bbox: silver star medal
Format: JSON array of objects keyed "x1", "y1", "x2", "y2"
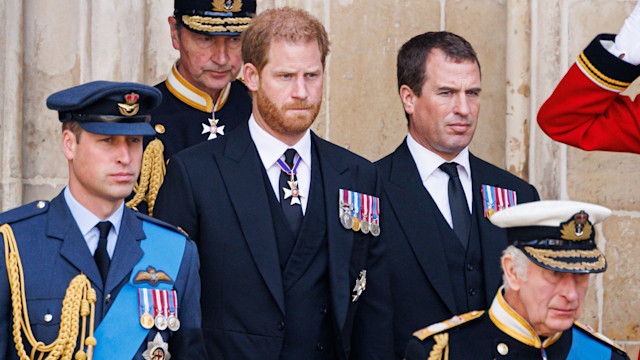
[
  {"x1": 351, "y1": 270, "x2": 367, "y2": 302},
  {"x1": 142, "y1": 333, "x2": 171, "y2": 360},
  {"x1": 282, "y1": 179, "x2": 302, "y2": 205},
  {"x1": 201, "y1": 117, "x2": 225, "y2": 140}
]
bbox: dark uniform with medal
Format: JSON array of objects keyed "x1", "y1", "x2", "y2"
[
  {"x1": 0, "y1": 82, "x2": 204, "y2": 360},
  {"x1": 128, "y1": 0, "x2": 255, "y2": 215},
  {"x1": 404, "y1": 200, "x2": 630, "y2": 360}
]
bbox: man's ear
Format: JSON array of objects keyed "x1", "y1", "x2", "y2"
[
  {"x1": 502, "y1": 254, "x2": 522, "y2": 292},
  {"x1": 168, "y1": 16, "x2": 180, "y2": 51},
  {"x1": 243, "y1": 63, "x2": 260, "y2": 92},
  {"x1": 61, "y1": 129, "x2": 77, "y2": 161},
  {"x1": 399, "y1": 84, "x2": 416, "y2": 116}
]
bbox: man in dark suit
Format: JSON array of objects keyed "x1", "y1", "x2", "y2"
[
  {"x1": 375, "y1": 31, "x2": 540, "y2": 359},
  {"x1": 0, "y1": 81, "x2": 203, "y2": 359},
  {"x1": 129, "y1": 0, "x2": 255, "y2": 215},
  {"x1": 154, "y1": 7, "x2": 391, "y2": 360}
]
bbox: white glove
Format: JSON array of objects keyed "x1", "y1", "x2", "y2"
[{"x1": 611, "y1": 0, "x2": 640, "y2": 65}]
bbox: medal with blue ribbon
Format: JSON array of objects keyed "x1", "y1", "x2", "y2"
[
  {"x1": 351, "y1": 190, "x2": 361, "y2": 231},
  {"x1": 277, "y1": 156, "x2": 303, "y2": 205},
  {"x1": 482, "y1": 184, "x2": 518, "y2": 218}
]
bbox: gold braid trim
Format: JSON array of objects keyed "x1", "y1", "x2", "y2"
[
  {"x1": 2, "y1": 223, "x2": 97, "y2": 360},
  {"x1": 182, "y1": 15, "x2": 250, "y2": 33},
  {"x1": 126, "y1": 138, "x2": 165, "y2": 216},
  {"x1": 428, "y1": 333, "x2": 449, "y2": 360},
  {"x1": 523, "y1": 246, "x2": 606, "y2": 272}
]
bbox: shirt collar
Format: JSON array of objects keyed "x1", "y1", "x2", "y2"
[
  {"x1": 406, "y1": 133, "x2": 471, "y2": 182},
  {"x1": 248, "y1": 114, "x2": 312, "y2": 170},
  {"x1": 63, "y1": 187, "x2": 123, "y2": 237},
  {"x1": 165, "y1": 62, "x2": 231, "y2": 113},
  {"x1": 488, "y1": 286, "x2": 563, "y2": 349}
]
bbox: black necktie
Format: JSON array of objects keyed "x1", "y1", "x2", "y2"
[
  {"x1": 95, "y1": 221, "x2": 112, "y2": 284},
  {"x1": 439, "y1": 162, "x2": 470, "y2": 249},
  {"x1": 279, "y1": 149, "x2": 303, "y2": 235}
]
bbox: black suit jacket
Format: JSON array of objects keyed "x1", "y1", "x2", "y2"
[
  {"x1": 154, "y1": 123, "x2": 392, "y2": 359},
  {"x1": 375, "y1": 140, "x2": 539, "y2": 359}
]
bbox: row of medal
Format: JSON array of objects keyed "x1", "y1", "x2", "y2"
[
  {"x1": 339, "y1": 189, "x2": 380, "y2": 237},
  {"x1": 138, "y1": 288, "x2": 180, "y2": 331},
  {"x1": 481, "y1": 184, "x2": 517, "y2": 218}
]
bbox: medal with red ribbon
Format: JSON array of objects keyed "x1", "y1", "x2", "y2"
[{"x1": 167, "y1": 290, "x2": 180, "y2": 331}]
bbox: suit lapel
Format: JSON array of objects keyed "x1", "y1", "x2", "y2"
[
  {"x1": 385, "y1": 141, "x2": 457, "y2": 314},
  {"x1": 469, "y1": 154, "x2": 508, "y2": 305},
  {"x1": 217, "y1": 124, "x2": 285, "y2": 314},
  {"x1": 105, "y1": 208, "x2": 144, "y2": 295},
  {"x1": 49, "y1": 193, "x2": 104, "y2": 290},
  {"x1": 314, "y1": 135, "x2": 354, "y2": 331},
  {"x1": 281, "y1": 145, "x2": 326, "y2": 289}
]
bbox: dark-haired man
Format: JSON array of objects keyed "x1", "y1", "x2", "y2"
[
  {"x1": 129, "y1": 0, "x2": 255, "y2": 215},
  {"x1": 154, "y1": 7, "x2": 391, "y2": 360},
  {"x1": 376, "y1": 31, "x2": 539, "y2": 358}
]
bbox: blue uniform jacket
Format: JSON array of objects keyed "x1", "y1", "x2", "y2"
[{"x1": 0, "y1": 192, "x2": 205, "y2": 359}]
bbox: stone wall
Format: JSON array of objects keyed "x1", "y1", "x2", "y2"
[{"x1": 1, "y1": 0, "x2": 638, "y2": 354}]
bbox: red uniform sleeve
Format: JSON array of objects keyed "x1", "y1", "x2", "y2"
[{"x1": 537, "y1": 34, "x2": 640, "y2": 154}]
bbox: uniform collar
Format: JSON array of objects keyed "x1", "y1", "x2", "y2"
[
  {"x1": 165, "y1": 62, "x2": 231, "y2": 113},
  {"x1": 488, "y1": 286, "x2": 563, "y2": 349},
  {"x1": 63, "y1": 186, "x2": 123, "y2": 238}
]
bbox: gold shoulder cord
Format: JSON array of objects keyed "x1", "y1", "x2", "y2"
[
  {"x1": 2, "y1": 223, "x2": 97, "y2": 360},
  {"x1": 126, "y1": 138, "x2": 166, "y2": 216},
  {"x1": 428, "y1": 333, "x2": 449, "y2": 360}
]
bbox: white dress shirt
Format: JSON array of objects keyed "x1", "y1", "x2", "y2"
[
  {"x1": 406, "y1": 133, "x2": 473, "y2": 228},
  {"x1": 248, "y1": 114, "x2": 312, "y2": 214},
  {"x1": 64, "y1": 187, "x2": 123, "y2": 258}
]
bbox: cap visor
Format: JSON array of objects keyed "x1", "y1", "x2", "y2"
[
  {"x1": 521, "y1": 245, "x2": 607, "y2": 274},
  {"x1": 78, "y1": 122, "x2": 156, "y2": 136}
]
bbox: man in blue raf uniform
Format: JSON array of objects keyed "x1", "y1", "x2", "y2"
[
  {"x1": 128, "y1": 0, "x2": 255, "y2": 215},
  {"x1": 376, "y1": 31, "x2": 539, "y2": 359},
  {"x1": 154, "y1": 7, "x2": 392, "y2": 360},
  {"x1": 405, "y1": 200, "x2": 630, "y2": 360},
  {"x1": 0, "y1": 81, "x2": 204, "y2": 360}
]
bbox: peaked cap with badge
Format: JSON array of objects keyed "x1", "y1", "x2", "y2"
[
  {"x1": 489, "y1": 200, "x2": 611, "y2": 274},
  {"x1": 404, "y1": 200, "x2": 629, "y2": 360},
  {"x1": 174, "y1": 0, "x2": 256, "y2": 35},
  {"x1": 47, "y1": 80, "x2": 161, "y2": 136},
  {"x1": 0, "y1": 81, "x2": 204, "y2": 360}
]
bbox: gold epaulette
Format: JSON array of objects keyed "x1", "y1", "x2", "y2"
[
  {"x1": 413, "y1": 310, "x2": 484, "y2": 341},
  {"x1": 574, "y1": 321, "x2": 626, "y2": 353},
  {"x1": 237, "y1": 76, "x2": 246, "y2": 85},
  {"x1": 126, "y1": 138, "x2": 166, "y2": 216}
]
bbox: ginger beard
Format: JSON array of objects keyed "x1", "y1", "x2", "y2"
[{"x1": 255, "y1": 84, "x2": 321, "y2": 137}]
